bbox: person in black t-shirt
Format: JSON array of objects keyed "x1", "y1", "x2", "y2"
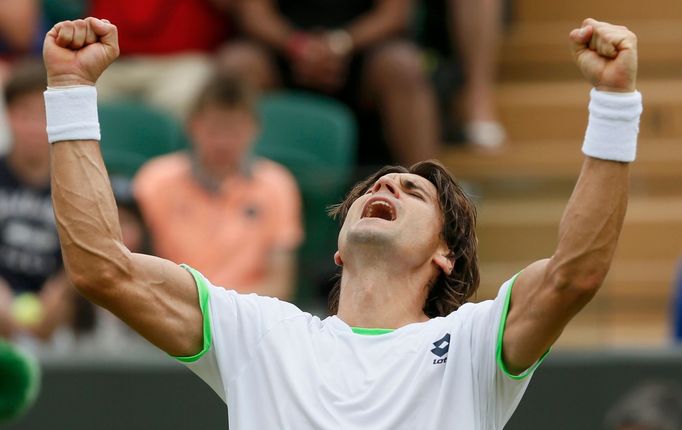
[
  {"x1": 221, "y1": 0, "x2": 440, "y2": 167},
  {"x1": 0, "y1": 60, "x2": 72, "y2": 341}
]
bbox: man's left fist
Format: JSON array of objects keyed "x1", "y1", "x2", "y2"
[
  {"x1": 43, "y1": 17, "x2": 120, "y2": 88},
  {"x1": 569, "y1": 18, "x2": 638, "y2": 93}
]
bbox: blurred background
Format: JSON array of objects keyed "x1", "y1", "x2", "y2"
[{"x1": 0, "y1": 0, "x2": 681, "y2": 429}]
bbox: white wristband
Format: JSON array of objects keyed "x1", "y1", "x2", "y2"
[
  {"x1": 582, "y1": 88, "x2": 642, "y2": 163},
  {"x1": 44, "y1": 85, "x2": 100, "y2": 144}
]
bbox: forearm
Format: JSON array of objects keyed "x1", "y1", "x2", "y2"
[
  {"x1": 548, "y1": 157, "x2": 629, "y2": 289},
  {"x1": 238, "y1": 0, "x2": 296, "y2": 53},
  {"x1": 51, "y1": 140, "x2": 132, "y2": 291},
  {"x1": 345, "y1": 0, "x2": 412, "y2": 50}
]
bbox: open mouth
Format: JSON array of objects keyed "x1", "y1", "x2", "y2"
[{"x1": 361, "y1": 198, "x2": 397, "y2": 221}]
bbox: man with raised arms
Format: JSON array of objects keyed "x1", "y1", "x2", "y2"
[{"x1": 42, "y1": 17, "x2": 640, "y2": 429}]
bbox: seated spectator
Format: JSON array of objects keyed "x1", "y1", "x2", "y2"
[
  {"x1": 447, "y1": 0, "x2": 506, "y2": 149},
  {"x1": 604, "y1": 382, "x2": 682, "y2": 430},
  {"x1": 134, "y1": 75, "x2": 303, "y2": 300},
  {"x1": 0, "y1": 60, "x2": 72, "y2": 342},
  {"x1": 222, "y1": 0, "x2": 439, "y2": 166},
  {"x1": 87, "y1": 0, "x2": 231, "y2": 119},
  {"x1": 0, "y1": 0, "x2": 43, "y2": 152},
  {"x1": 0, "y1": 0, "x2": 42, "y2": 57}
]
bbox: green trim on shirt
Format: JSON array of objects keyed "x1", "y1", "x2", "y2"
[
  {"x1": 351, "y1": 327, "x2": 395, "y2": 336},
  {"x1": 495, "y1": 272, "x2": 550, "y2": 380},
  {"x1": 174, "y1": 265, "x2": 213, "y2": 363}
]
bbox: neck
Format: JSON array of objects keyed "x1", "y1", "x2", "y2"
[
  {"x1": 192, "y1": 156, "x2": 242, "y2": 191},
  {"x1": 7, "y1": 150, "x2": 50, "y2": 187},
  {"x1": 336, "y1": 249, "x2": 432, "y2": 329}
]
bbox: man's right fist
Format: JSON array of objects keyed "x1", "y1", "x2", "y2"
[{"x1": 43, "y1": 17, "x2": 119, "y2": 88}]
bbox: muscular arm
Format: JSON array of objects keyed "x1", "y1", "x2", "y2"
[
  {"x1": 45, "y1": 19, "x2": 203, "y2": 357},
  {"x1": 501, "y1": 20, "x2": 639, "y2": 373},
  {"x1": 504, "y1": 159, "x2": 628, "y2": 372},
  {"x1": 52, "y1": 141, "x2": 202, "y2": 356}
]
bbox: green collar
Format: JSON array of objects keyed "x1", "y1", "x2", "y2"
[{"x1": 350, "y1": 327, "x2": 394, "y2": 336}]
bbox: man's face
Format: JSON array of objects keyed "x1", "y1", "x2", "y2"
[
  {"x1": 8, "y1": 91, "x2": 48, "y2": 161},
  {"x1": 188, "y1": 105, "x2": 258, "y2": 172},
  {"x1": 337, "y1": 173, "x2": 450, "y2": 270}
]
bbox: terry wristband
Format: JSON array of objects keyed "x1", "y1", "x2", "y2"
[
  {"x1": 44, "y1": 85, "x2": 100, "y2": 144},
  {"x1": 582, "y1": 88, "x2": 642, "y2": 163}
]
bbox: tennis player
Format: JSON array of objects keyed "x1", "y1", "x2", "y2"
[{"x1": 42, "y1": 17, "x2": 641, "y2": 429}]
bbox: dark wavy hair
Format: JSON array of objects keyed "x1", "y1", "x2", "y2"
[{"x1": 327, "y1": 160, "x2": 480, "y2": 318}]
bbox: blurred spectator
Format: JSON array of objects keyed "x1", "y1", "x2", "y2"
[
  {"x1": 87, "y1": 0, "x2": 231, "y2": 119},
  {"x1": 0, "y1": 69, "x2": 10, "y2": 154},
  {"x1": 673, "y1": 259, "x2": 682, "y2": 341},
  {"x1": 447, "y1": 0, "x2": 506, "y2": 149},
  {"x1": 0, "y1": 0, "x2": 42, "y2": 56},
  {"x1": 0, "y1": 60, "x2": 72, "y2": 342},
  {"x1": 134, "y1": 75, "x2": 303, "y2": 300},
  {"x1": 0, "y1": 0, "x2": 43, "y2": 153},
  {"x1": 223, "y1": 0, "x2": 439, "y2": 166},
  {"x1": 604, "y1": 382, "x2": 682, "y2": 430}
]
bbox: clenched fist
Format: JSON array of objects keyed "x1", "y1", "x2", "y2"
[
  {"x1": 570, "y1": 18, "x2": 638, "y2": 93},
  {"x1": 43, "y1": 17, "x2": 119, "y2": 88}
]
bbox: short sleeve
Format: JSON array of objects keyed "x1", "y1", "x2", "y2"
[
  {"x1": 176, "y1": 265, "x2": 305, "y2": 402},
  {"x1": 466, "y1": 274, "x2": 549, "y2": 427}
]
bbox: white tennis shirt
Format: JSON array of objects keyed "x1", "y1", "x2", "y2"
[{"x1": 177, "y1": 266, "x2": 544, "y2": 430}]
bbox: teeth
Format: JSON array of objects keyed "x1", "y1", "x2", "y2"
[{"x1": 364, "y1": 201, "x2": 395, "y2": 220}]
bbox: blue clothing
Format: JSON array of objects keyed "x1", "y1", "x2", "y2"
[{"x1": 0, "y1": 157, "x2": 62, "y2": 294}]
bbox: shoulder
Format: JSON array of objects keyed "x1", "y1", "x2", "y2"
[
  {"x1": 252, "y1": 158, "x2": 298, "y2": 188},
  {"x1": 209, "y1": 284, "x2": 307, "y2": 324}
]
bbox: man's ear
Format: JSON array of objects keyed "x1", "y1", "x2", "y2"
[
  {"x1": 433, "y1": 246, "x2": 454, "y2": 276},
  {"x1": 334, "y1": 251, "x2": 343, "y2": 267}
]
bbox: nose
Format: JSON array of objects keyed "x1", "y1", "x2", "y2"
[{"x1": 371, "y1": 176, "x2": 400, "y2": 198}]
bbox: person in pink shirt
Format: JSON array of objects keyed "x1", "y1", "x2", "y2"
[{"x1": 134, "y1": 75, "x2": 303, "y2": 300}]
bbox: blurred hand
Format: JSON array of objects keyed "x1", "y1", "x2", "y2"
[
  {"x1": 569, "y1": 18, "x2": 638, "y2": 92},
  {"x1": 291, "y1": 35, "x2": 348, "y2": 92},
  {"x1": 43, "y1": 17, "x2": 120, "y2": 87},
  {"x1": 0, "y1": 278, "x2": 16, "y2": 339}
]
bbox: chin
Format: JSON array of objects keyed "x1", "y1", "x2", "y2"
[{"x1": 346, "y1": 223, "x2": 397, "y2": 246}]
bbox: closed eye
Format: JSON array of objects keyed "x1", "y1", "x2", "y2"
[
  {"x1": 401, "y1": 179, "x2": 427, "y2": 201},
  {"x1": 408, "y1": 191, "x2": 424, "y2": 201}
]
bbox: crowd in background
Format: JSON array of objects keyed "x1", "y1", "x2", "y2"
[
  {"x1": 1, "y1": 0, "x2": 681, "y2": 360},
  {"x1": 0, "y1": 0, "x2": 509, "y2": 354}
]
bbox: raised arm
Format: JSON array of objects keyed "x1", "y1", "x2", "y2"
[
  {"x1": 501, "y1": 19, "x2": 640, "y2": 373},
  {"x1": 43, "y1": 18, "x2": 203, "y2": 357}
]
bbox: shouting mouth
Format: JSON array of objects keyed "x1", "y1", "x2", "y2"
[{"x1": 361, "y1": 197, "x2": 397, "y2": 221}]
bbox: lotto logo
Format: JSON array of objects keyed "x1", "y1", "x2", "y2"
[{"x1": 431, "y1": 334, "x2": 450, "y2": 364}]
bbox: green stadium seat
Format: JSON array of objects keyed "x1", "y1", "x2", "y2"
[
  {"x1": 253, "y1": 91, "x2": 357, "y2": 308},
  {"x1": 98, "y1": 101, "x2": 189, "y2": 177},
  {"x1": 42, "y1": 0, "x2": 86, "y2": 24}
]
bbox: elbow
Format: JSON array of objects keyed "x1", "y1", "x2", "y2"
[
  {"x1": 67, "y1": 248, "x2": 134, "y2": 299},
  {"x1": 547, "y1": 259, "x2": 609, "y2": 298}
]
